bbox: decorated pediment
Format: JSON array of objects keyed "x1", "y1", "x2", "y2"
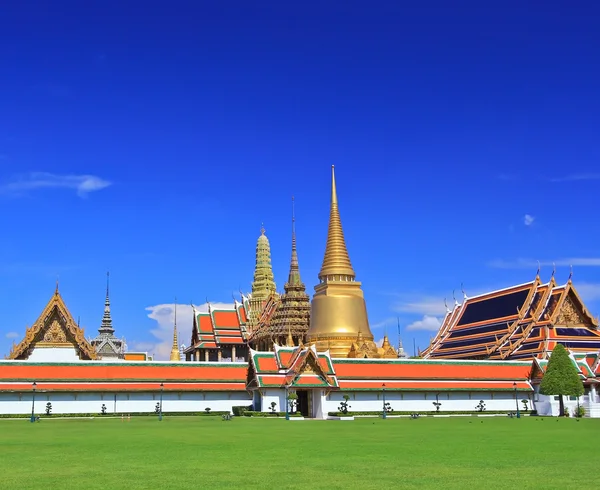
[
  {"x1": 555, "y1": 293, "x2": 593, "y2": 327},
  {"x1": 8, "y1": 289, "x2": 97, "y2": 360}
]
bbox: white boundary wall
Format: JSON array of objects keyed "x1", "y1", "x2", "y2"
[{"x1": 0, "y1": 391, "x2": 252, "y2": 415}]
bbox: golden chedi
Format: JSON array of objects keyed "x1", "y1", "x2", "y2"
[{"x1": 307, "y1": 166, "x2": 377, "y2": 357}]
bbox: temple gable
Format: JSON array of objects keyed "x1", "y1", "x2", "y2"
[{"x1": 8, "y1": 288, "x2": 97, "y2": 361}]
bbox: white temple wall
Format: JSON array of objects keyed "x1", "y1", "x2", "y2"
[
  {"x1": 323, "y1": 390, "x2": 527, "y2": 413},
  {"x1": 27, "y1": 347, "x2": 80, "y2": 362},
  {"x1": 260, "y1": 389, "x2": 286, "y2": 413},
  {"x1": 0, "y1": 391, "x2": 252, "y2": 415}
]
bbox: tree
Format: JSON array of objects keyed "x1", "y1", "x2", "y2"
[{"x1": 539, "y1": 344, "x2": 584, "y2": 416}]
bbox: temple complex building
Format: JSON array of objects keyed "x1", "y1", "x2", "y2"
[
  {"x1": 250, "y1": 198, "x2": 310, "y2": 350},
  {"x1": 421, "y1": 271, "x2": 600, "y2": 360},
  {"x1": 89, "y1": 273, "x2": 126, "y2": 360},
  {"x1": 184, "y1": 299, "x2": 250, "y2": 362}
]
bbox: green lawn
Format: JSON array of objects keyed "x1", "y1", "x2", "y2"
[{"x1": 0, "y1": 416, "x2": 595, "y2": 489}]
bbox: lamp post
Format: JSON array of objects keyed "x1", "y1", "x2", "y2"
[
  {"x1": 285, "y1": 385, "x2": 289, "y2": 420},
  {"x1": 513, "y1": 382, "x2": 520, "y2": 419},
  {"x1": 382, "y1": 383, "x2": 387, "y2": 419},
  {"x1": 159, "y1": 382, "x2": 164, "y2": 421},
  {"x1": 30, "y1": 381, "x2": 37, "y2": 423}
]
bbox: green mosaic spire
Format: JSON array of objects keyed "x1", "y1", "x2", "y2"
[{"x1": 251, "y1": 225, "x2": 277, "y2": 302}]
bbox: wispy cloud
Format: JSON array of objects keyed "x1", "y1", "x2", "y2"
[
  {"x1": 549, "y1": 173, "x2": 600, "y2": 183},
  {"x1": 0, "y1": 172, "x2": 111, "y2": 198},
  {"x1": 370, "y1": 317, "x2": 397, "y2": 331},
  {"x1": 392, "y1": 295, "x2": 449, "y2": 317},
  {"x1": 523, "y1": 214, "x2": 535, "y2": 226},
  {"x1": 488, "y1": 258, "x2": 600, "y2": 269},
  {"x1": 141, "y1": 302, "x2": 234, "y2": 360},
  {"x1": 406, "y1": 315, "x2": 442, "y2": 331},
  {"x1": 5, "y1": 332, "x2": 19, "y2": 339}
]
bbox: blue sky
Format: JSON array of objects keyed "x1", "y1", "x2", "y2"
[{"x1": 1, "y1": 1, "x2": 599, "y2": 359}]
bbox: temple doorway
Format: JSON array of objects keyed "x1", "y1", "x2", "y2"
[{"x1": 297, "y1": 390, "x2": 311, "y2": 417}]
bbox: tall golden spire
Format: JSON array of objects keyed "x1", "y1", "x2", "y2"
[
  {"x1": 319, "y1": 165, "x2": 355, "y2": 279},
  {"x1": 170, "y1": 301, "x2": 181, "y2": 361},
  {"x1": 307, "y1": 166, "x2": 375, "y2": 358}
]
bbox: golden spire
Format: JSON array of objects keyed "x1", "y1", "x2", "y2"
[
  {"x1": 170, "y1": 300, "x2": 181, "y2": 361},
  {"x1": 318, "y1": 165, "x2": 356, "y2": 280}
]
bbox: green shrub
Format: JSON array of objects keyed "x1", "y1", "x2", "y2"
[
  {"x1": 232, "y1": 405, "x2": 252, "y2": 416},
  {"x1": 243, "y1": 411, "x2": 303, "y2": 418},
  {"x1": 327, "y1": 410, "x2": 515, "y2": 417}
]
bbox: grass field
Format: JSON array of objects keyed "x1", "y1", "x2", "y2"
[{"x1": 0, "y1": 416, "x2": 595, "y2": 489}]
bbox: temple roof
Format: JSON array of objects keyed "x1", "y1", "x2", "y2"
[
  {"x1": 422, "y1": 276, "x2": 600, "y2": 361},
  {"x1": 246, "y1": 344, "x2": 532, "y2": 392},
  {"x1": 247, "y1": 345, "x2": 339, "y2": 389},
  {"x1": 187, "y1": 299, "x2": 249, "y2": 351},
  {"x1": 8, "y1": 287, "x2": 97, "y2": 360},
  {"x1": 0, "y1": 360, "x2": 248, "y2": 392}
]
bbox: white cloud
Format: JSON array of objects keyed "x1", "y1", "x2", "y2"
[
  {"x1": 392, "y1": 296, "x2": 449, "y2": 317},
  {"x1": 370, "y1": 317, "x2": 397, "y2": 330},
  {"x1": 0, "y1": 172, "x2": 111, "y2": 198},
  {"x1": 549, "y1": 173, "x2": 600, "y2": 182},
  {"x1": 406, "y1": 315, "x2": 442, "y2": 331},
  {"x1": 375, "y1": 338, "x2": 384, "y2": 348},
  {"x1": 524, "y1": 214, "x2": 535, "y2": 226},
  {"x1": 5, "y1": 332, "x2": 19, "y2": 339},
  {"x1": 488, "y1": 258, "x2": 600, "y2": 269},
  {"x1": 138, "y1": 302, "x2": 234, "y2": 360}
]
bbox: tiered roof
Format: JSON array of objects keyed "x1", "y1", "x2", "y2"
[
  {"x1": 422, "y1": 275, "x2": 600, "y2": 360},
  {"x1": 0, "y1": 360, "x2": 248, "y2": 392},
  {"x1": 187, "y1": 298, "x2": 250, "y2": 351},
  {"x1": 247, "y1": 344, "x2": 338, "y2": 389}
]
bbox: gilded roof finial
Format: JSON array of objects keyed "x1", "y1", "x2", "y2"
[
  {"x1": 260, "y1": 223, "x2": 265, "y2": 235},
  {"x1": 170, "y1": 299, "x2": 181, "y2": 361},
  {"x1": 536, "y1": 260, "x2": 541, "y2": 278},
  {"x1": 568, "y1": 264, "x2": 573, "y2": 283},
  {"x1": 318, "y1": 166, "x2": 356, "y2": 279},
  {"x1": 551, "y1": 262, "x2": 556, "y2": 279},
  {"x1": 55, "y1": 275, "x2": 59, "y2": 294}
]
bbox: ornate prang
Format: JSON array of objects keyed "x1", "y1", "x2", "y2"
[{"x1": 252, "y1": 198, "x2": 310, "y2": 348}]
